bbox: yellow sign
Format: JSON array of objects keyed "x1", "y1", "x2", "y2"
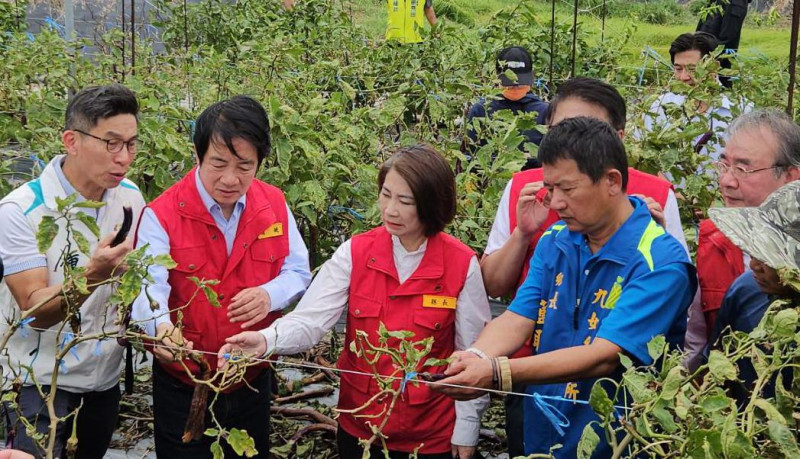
[
  {"x1": 258, "y1": 222, "x2": 284, "y2": 239},
  {"x1": 422, "y1": 295, "x2": 457, "y2": 309}
]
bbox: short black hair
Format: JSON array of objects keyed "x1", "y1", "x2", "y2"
[
  {"x1": 538, "y1": 117, "x2": 628, "y2": 191},
  {"x1": 378, "y1": 144, "x2": 456, "y2": 236},
  {"x1": 193, "y1": 95, "x2": 271, "y2": 166},
  {"x1": 64, "y1": 84, "x2": 139, "y2": 131},
  {"x1": 546, "y1": 77, "x2": 626, "y2": 131},
  {"x1": 669, "y1": 32, "x2": 718, "y2": 64}
]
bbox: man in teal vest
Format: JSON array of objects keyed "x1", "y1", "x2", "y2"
[{"x1": 386, "y1": 0, "x2": 437, "y2": 44}]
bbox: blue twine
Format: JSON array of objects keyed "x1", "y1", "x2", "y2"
[
  {"x1": 93, "y1": 338, "x2": 106, "y2": 356},
  {"x1": 17, "y1": 317, "x2": 35, "y2": 339},
  {"x1": 328, "y1": 205, "x2": 364, "y2": 221},
  {"x1": 222, "y1": 353, "x2": 243, "y2": 362},
  {"x1": 400, "y1": 371, "x2": 417, "y2": 394},
  {"x1": 531, "y1": 393, "x2": 629, "y2": 436},
  {"x1": 58, "y1": 358, "x2": 68, "y2": 375},
  {"x1": 59, "y1": 332, "x2": 81, "y2": 362}
]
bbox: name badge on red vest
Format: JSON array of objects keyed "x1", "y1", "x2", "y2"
[
  {"x1": 422, "y1": 295, "x2": 457, "y2": 309},
  {"x1": 258, "y1": 223, "x2": 283, "y2": 239}
]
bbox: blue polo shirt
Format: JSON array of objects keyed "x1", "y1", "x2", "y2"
[{"x1": 509, "y1": 197, "x2": 696, "y2": 458}]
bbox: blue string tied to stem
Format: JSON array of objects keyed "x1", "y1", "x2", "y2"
[
  {"x1": 59, "y1": 332, "x2": 81, "y2": 362},
  {"x1": 400, "y1": 371, "x2": 417, "y2": 394},
  {"x1": 17, "y1": 317, "x2": 35, "y2": 339},
  {"x1": 532, "y1": 393, "x2": 571, "y2": 436}
]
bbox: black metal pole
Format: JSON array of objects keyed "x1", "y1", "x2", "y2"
[
  {"x1": 601, "y1": 0, "x2": 607, "y2": 43},
  {"x1": 121, "y1": 0, "x2": 126, "y2": 81},
  {"x1": 130, "y1": 0, "x2": 135, "y2": 75},
  {"x1": 570, "y1": 0, "x2": 578, "y2": 77},
  {"x1": 184, "y1": 0, "x2": 189, "y2": 52},
  {"x1": 549, "y1": 0, "x2": 555, "y2": 91},
  {"x1": 788, "y1": 0, "x2": 800, "y2": 115}
]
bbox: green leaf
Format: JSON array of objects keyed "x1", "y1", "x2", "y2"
[
  {"x1": 227, "y1": 428, "x2": 257, "y2": 457},
  {"x1": 622, "y1": 370, "x2": 655, "y2": 403},
  {"x1": 768, "y1": 420, "x2": 800, "y2": 456},
  {"x1": 708, "y1": 350, "x2": 738, "y2": 382},
  {"x1": 36, "y1": 216, "x2": 59, "y2": 253},
  {"x1": 210, "y1": 440, "x2": 224, "y2": 459},
  {"x1": 55, "y1": 193, "x2": 77, "y2": 212},
  {"x1": 422, "y1": 357, "x2": 451, "y2": 367},
  {"x1": 75, "y1": 211, "x2": 101, "y2": 238},
  {"x1": 771, "y1": 308, "x2": 798, "y2": 338},
  {"x1": 700, "y1": 393, "x2": 732, "y2": 414},
  {"x1": 721, "y1": 413, "x2": 755, "y2": 459},
  {"x1": 153, "y1": 253, "x2": 177, "y2": 269},
  {"x1": 588, "y1": 382, "x2": 614, "y2": 418},
  {"x1": 73, "y1": 230, "x2": 91, "y2": 256},
  {"x1": 618, "y1": 353, "x2": 633, "y2": 369},
  {"x1": 647, "y1": 335, "x2": 667, "y2": 361},
  {"x1": 754, "y1": 398, "x2": 786, "y2": 425},
  {"x1": 651, "y1": 400, "x2": 678, "y2": 433},
  {"x1": 576, "y1": 423, "x2": 599, "y2": 459},
  {"x1": 73, "y1": 200, "x2": 106, "y2": 209},
  {"x1": 660, "y1": 365, "x2": 685, "y2": 400}
]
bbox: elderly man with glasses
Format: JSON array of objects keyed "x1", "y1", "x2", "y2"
[
  {"x1": 0, "y1": 84, "x2": 146, "y2": 458},
  {"x1": 685, "y1": 109, "x2": 800, "y2": 370}
]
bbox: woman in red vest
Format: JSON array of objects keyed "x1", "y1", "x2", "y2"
[{"x1": 219, "y1": 145, "x2": 491, "y2": 458}]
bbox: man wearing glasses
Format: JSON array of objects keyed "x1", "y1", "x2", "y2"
[
  {"x1": 0, "y1": 84, "x2": 145, "y2": 458},
  {"x1": 688, "y1": 109, "x2": 800, "y2": 367}
]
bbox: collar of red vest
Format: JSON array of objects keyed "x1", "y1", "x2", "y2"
[{"x1": 366, "y1": 227, "x2": 445, "y2": 281}]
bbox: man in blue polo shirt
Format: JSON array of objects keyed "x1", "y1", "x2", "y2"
[{"x1": 436, "y1": 117, "x2": 696, "y2": 457}]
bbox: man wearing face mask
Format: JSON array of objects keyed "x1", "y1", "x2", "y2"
[{"x1": 463, "y1": 46, "x2": 549, "y2": 170}]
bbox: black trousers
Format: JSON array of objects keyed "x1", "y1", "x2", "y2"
[
  {"x1": 4, "y1": 384, "x2": 120, "y2": 459},
  {"x1": 504, "y1": 385, "x2": 526, "y2": 458},
  {"x1": 152, "y1": 362, "x2": 271, "y2": 458},
  {"x1": 336, "y1": 425, "x2": 452, "y2": 459}
]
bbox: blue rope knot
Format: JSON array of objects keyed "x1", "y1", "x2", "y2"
[
  {"x1": 532, "y1": 393, "x2": 571, "y2": 436},
  {"x1": 222, "y1": 353, "x2": 243, "y2": 363},
  {"x1": 400, "y1": 371, "x2": 417, "y2": 394},
  {"x1": 59, "y1": 332, "x2": 81, "y2": 362},
  {"x1": 18, "y1": 317, "x2": 35, "y2": 338}
]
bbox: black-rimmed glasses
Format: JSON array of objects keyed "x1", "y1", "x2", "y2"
[{"x1": 74, "y1": 129, "x2": 140, "y2": 155}]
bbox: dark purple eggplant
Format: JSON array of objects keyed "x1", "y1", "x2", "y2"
[{"x1": 111, "y1": 205, "x2": 133, "y2": 248}]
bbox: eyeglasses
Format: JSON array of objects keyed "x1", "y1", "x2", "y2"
[
  {"x1": 74, "y1": 129, "x2": 140, "y2": 155},
  {"x1": 713, "y1": 161, "x2": 784, "y2": 180}
]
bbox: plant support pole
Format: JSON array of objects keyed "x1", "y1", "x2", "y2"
[
  {"x1": 122, "y1": 0, "x2": 126, "y2": 81},
  {"x1": 130, "y1": 0, "x2": 135, "y2": 75},
  {"x1": 571, "y1": 0, "x2": 579, "y2": 77},
  {"x1": 549, "y1": 0, "x2": 556, "y2": 91},
  {"x1": 789, "y1": 0, "x2": 800, "y2": 115}
]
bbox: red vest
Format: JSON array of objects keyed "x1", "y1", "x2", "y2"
[
  {"x1": 148, "y1": 169, "x2": 288, "y2": 387},
  {"x1": 507, "y1": 167, "x2": 673, "y2": 358},
  {"x1": 697, "y1": 219, "x2": 744, "y2": 335},
  {"x1": 337, "y1": 227, "x2": 473, "y2": 454}
]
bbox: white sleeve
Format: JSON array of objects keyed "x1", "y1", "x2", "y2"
[
  {"x1": 0, "y1": 202, "x2": 47, "y2": 275},
  {"x1": 260, "y1": 205, "x2": 312, "y2": 311},
  {"x1": 663, "y1": 190, "x2": 689, "y2": 256},
  {"x1": 452, "y1": 256, "x2": 491, "y2": 447},
  {"x1": 260, "y1": 239, "x2": 352, "y2": 355},
  {"x1": 131, "y1": 208, "x2": 174, "y2": 336},
  {"x1": 484, "y1": 180, "x2": 513, "y2": 255}
]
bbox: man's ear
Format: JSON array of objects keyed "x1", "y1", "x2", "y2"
[
  {"x1": 62, "y1": 130, "x2": 78, "y2": 155},
  {"x1": 785, "y1": 166, "x2": 800, "y2": 182},
  {"x1": 606, "y1": 168, "x2": 624, "y2": 196}
]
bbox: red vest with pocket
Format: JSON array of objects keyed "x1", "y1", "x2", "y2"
[
  {"x1": 696, "y1": 219, "x2": 744, "y2": 336},
  {"x1": 337, "y1": 227, "x2": 473, "y2": 454},
  {"x1": 507, "y1": 167, "x2": 673, "y2": 357},
  {"x1": 148, "y1": 168, "x2": 288, "y2": 387}
]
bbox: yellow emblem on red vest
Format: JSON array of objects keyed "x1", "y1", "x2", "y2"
[
  {"x1": 258, "y1": 223, "x2": 284, "y2": 239},
  {"x1": 422, "y1": 295, "x2": 457, "y2": 309}
]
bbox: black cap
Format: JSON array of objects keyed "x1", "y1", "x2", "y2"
[{"x1": 496, "y1": 46, "x2": 534, "y2": 87}]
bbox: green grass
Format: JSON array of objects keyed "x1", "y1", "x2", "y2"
[{"x1": 346, "y1": 0, "x2": 792, "y2": 65}]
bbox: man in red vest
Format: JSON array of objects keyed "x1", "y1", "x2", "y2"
[
  {"x1": 480, "y1": 77, "x2": 685, "y2": 457},
  {"x1": 132, "y1": 96, "x2": 311, "y2": 458},
  {"x1": 686, "y1": 109, "x2": 800, "y2": 368}
]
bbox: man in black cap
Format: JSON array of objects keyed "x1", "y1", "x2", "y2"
[{"x1": 463, "y1": 46, "x2": 549, "y2": 170}]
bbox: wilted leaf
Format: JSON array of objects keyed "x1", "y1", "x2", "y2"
[
  {"x1": 768, "y1": 420, "x2": 800, "y2": 456},
  {"x1": 153, "y1": 253, "x2": 177, "y2": 269},
  {"x1": 37, "y1": 216, "x2": 59, "y2": 253},
  {"x1": 754, "y1": 398, "x2": 786, "y2": 425},
  {"x1": 75, "y1": 211, "x2": 101, "y2": 238},
  {"x1": 588, "y1": 382, "x2": 614, "y2": 418},
  {"x1": 647, "y1": 335, "x2": 667, "y2": 361},
  {"x1": 73, "y1": 230, "x2": 90, "y2": 256},
  {"x1": 227, "y1": 428, "x2": 257, "y2": 457},
  {"x1": 576, "y1": 423, "x2": 599, "y2": 459},
  {"x1": 708, "y1": 350, "x2": 738, "y2": 382},
  {"x1": 660, "y1": 365, "x2": 685, "y2": 400},
  {"x1": 73, "y1": 200, "x2": 106, "y2": 209}
]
